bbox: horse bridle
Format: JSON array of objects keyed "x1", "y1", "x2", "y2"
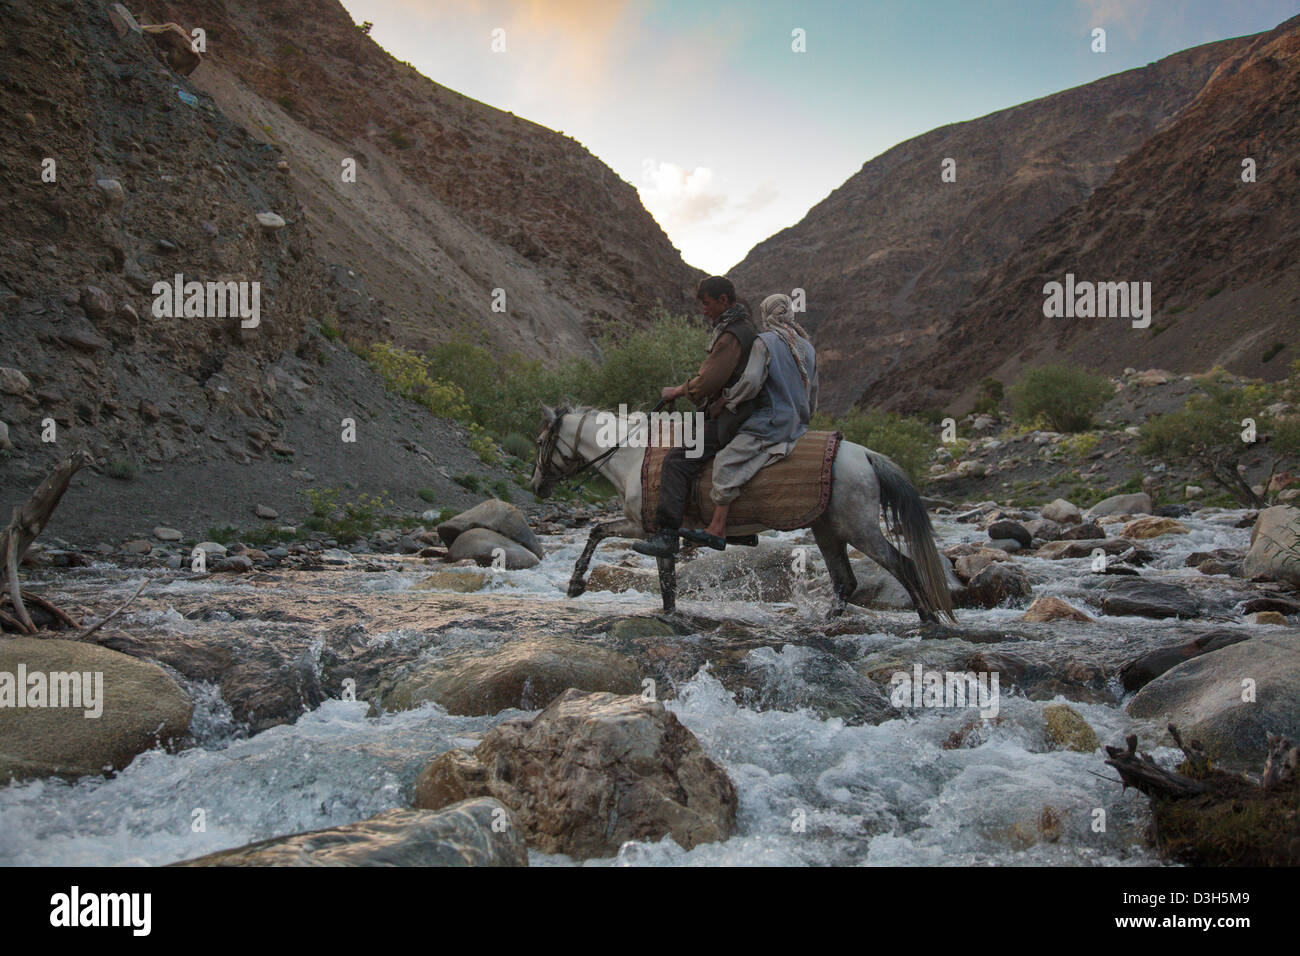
[
  {"x1": 536, "y1": 399, "x2": 668, "y2": 493},
  {"x1": 536, "y1": 406, "x2": 596, "y2": 485}
]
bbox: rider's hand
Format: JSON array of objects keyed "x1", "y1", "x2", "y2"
[{"x1": 661, "y1": 385, "x2": 681, "y2": 401}]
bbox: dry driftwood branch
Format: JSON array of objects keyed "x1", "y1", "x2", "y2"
[
  {"x1": 0, "y1": 449, "x2": 92, "y2": 633},
  {"x1": 1168, "y1": 723, "x2": 1211, "y2": 777},
  {"x1": 77, "y1": 578, "x2": 148, "y2": 642},
  {"x1": 1103, "y1": 733, "x2": 1211, "y2": 800}
]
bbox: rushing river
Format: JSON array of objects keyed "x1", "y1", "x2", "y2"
[{"x1": 0, "y1": 510, "x2": 1267, "y2": 866}]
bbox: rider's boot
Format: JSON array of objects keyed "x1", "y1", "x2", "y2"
[{"x1": 633, "y1": 529, "x2": 680, "y2": 558}]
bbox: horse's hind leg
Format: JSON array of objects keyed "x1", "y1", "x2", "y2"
[
  {"x1": 567, "y1": 519, "x2": 638, "y2": 598},
  {"x1": 812, "y1": 517, "x2": 856, "y2": 620},
  {"x1": 850, "y1": 523, "x2": 938, "y2": 624}
]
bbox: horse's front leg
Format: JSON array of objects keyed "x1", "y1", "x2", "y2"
[
  {"x1": 567, "y1": 518, "x2": 640, "y2": 598},
  {"x1": 656, "y1": 554, "x2": 677, "y2": 614}
]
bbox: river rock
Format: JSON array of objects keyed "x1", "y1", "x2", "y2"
[
  {"x1": 1247, "y1": 611, "x2": 1288, "y2": 626},
  {"x1": 1242, "y1": 595, "x2": 1300, "y2": 616},
  {"x1": 173, "y1": 800, "x2": 527, "y2": 867},
  {"x1": 255, "y1": 504, "x2": 278, "y2": 520},
  {"x1": 1240, "y1": 506, "x2": 1300, "y2": 585},
  {"x1": 1120, "y1": 516, "x2": 1189, "y2": 539},
  {"x1": 1042, "y1": 704, "x2": 1099, "y2": 753},
  {"x1": 153, "y1": 526, "x2": 182, "y2": 541},
  {"x1": 381, "y1": 637, "x2": 641, "y2": 716},
  {"x1": 1086, "y1": 492, "x2": 1152, "y2": 520},
  {"x1": 988, "y1": 520, "x2": 1031, "y2": 547},
  {"x1": 193, "y1": 540, "x2": 227, "y2": 557},
  {"x1": 0, "y1": 639, "x2": 192, "y2": 782},
  {"x1": 1119, "y1": 630, "x2": 1250, "y2": 692},
  {"x1": 961, "y1": 563, "x2": 1031, "y2": 608},
  {"x1": 1058, "y1": 521, "x2": 1105, "y2": 541},
  {"x1": 415, "y1": 569, "x2": 489, "y2": 592},
  {"x1": 320, "y1": 548, "x2": 353, "y2": 565},
  {"x1": 1090, "y1": 577, "x2": 1198, "y2": 619},
  {"x1": 448, "y1": 528, "x2": 540, "y2": 569},
  {"x1": 586, "y1": 564, "x2": 657, "y2": 593},
  {"x1": 412, "y1": 689, "x2": 737, "y2": 858},
  {"x1": 1041, "y1": 498, "x2": 1081, "y2": 524},
  {"x1": 1023, "y1": 518, "x2": 1063, "y2": 542},
  {"x1": 437, "y1": 500, "x2": 543, "y2": 559},
  {"x1": 1127, "y1": 631, "x2": 1300, "y2": 767},
  {"x1": 1035, "y1": 537, "x2": 1128, "y2": 560},
  {"x1": 953, "y1": 548, "x2": 1011, "y2": 583},
  {"x1": 1020, "y1": 596, "x2": 1093, "y2": 623}
]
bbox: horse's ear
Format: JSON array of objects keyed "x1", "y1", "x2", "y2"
[{"x1": 540, "y1": 403, "x2": 556, "y2": 423}]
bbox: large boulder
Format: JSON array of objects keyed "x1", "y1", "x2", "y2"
[
  {"x1": 1119, "y1": 630, "x2": 1251, "y2": 692},
  {"x1": 173, "y1": 800, "x2": 527, "y2": 866},
  {"x1": 1127, "y1": 631, "x2": 1300, "y2": 767},
  {"x1": 1085, "y1": 492, "x2": 1152, "y2": 520},
  {"x1": 448, "y1": 528, "x2": 540, "y2": 569},
  {"x1": 987, "y1": 520, "x2": 1031, "y2": 548},
  {"x1": 380, "y1": 637, "x2": 642, "y2": 716},
  {"x1": 0, "y1": 639, "x2": 192, "y2": 782},
  {"x1": 412, "y1": 689, "x2": 737, "y2": 858},
  {"x1": 1240, "y1": 506, "x2": 1300, "y2": 585},
  {"x1": 437, "y1": 500, "x2": 543, "y2": 559}
]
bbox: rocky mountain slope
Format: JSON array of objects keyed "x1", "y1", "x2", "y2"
[
  {"x1": 2, "y1": 0, "x2": 690, "y2": 543},
  {"x1": 731, "y1": 31, "x2": 1262, "y2": 413},
  {"x1": 144, "y1": 0, "x2": 702, "y2": 359},
  {"x1": 891, "y1": 14, "x2": 1300, "y2": 413}
]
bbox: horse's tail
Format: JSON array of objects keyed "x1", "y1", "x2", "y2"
[{"x1": 865, "y1": 450, "x2": 956, "y2": 623}]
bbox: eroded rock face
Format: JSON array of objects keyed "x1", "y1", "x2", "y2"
[
  {"x1": 380, "y1": 637, "x2": 642, "y2": 716},
  {"x1": 1085, "y1": 492, "x2": 1153, "y2": 520},
  {"x1": 1241, "y1": 506, "x2": 1300, "y2": 585},
  {"x1": 412, "y1": 689, "x2": 738, "y2": 858},
  {"x1": 1088, "y1": 577, "x2": 1198, "y2": 619},
  {"x1": 173, "y1": 799, "x2": 527, "y2": 867},
  {"x1": 0, "y1": 639, "x2": 192, "y2": 782},
  {"x1": 1127, "y1": 631, "x2": 1300, "y2": 767}
]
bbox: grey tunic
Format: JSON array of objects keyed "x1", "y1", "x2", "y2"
[{"x1": 709, "y1": 331, "x2": 818, "y2": 505}]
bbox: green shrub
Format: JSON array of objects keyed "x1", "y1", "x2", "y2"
[
  {"x1": 417, "y1": 488, "x2": 436, "y2": 503},
  {"x1": 501, "y1": 432, "x2": 535, "y2": 461},
  {"x1": 1009, "y1": 365, "x2": 1113, "y2": 433},
  {"x1": 205, "y1": 525, "x2": 239, "y2": 545},
  {"x1": 489, "y1": 479, "x2": 512, "y2": 502},
  {"x1": 453, "y1": 474, "x2": 480, "y2": 492},
  {"x1": 1142, "y1": 378, "x2": 1299, "y2": 507},
  {"x1": 823, "y1": 408, "x2": 934, "y2": 484},
  {"x1": 107, "y1": 457, "x2": 138, "y2": 481}
]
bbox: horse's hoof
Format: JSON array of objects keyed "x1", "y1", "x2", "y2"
[{"x1": 567, "y1": 581, "x2": 587, "y2": 598}]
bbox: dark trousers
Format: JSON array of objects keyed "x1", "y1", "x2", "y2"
[{"x1": 653, "y1": 417, "x2": 722, "y2": 531}]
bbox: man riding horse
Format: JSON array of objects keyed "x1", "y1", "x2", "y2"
[{"x1": 632, "y1": 275, "x2": 759, "y2": 558}]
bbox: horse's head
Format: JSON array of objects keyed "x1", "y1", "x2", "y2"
[{"x1": 530, "y1": 403, "x2": 572, "y2": 499}]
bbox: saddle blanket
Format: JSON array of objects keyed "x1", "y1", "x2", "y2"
[{"x1": 640, "y1": 430, "x2": 842, "y2": 533}]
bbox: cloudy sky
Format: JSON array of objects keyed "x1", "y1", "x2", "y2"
[{"x1": 339, "y1": 0, "x2": 1298, "y2": 274}]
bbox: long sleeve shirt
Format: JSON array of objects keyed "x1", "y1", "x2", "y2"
[
  {"x1": 679, "y1": 331, "x2": 743, "y2": 413},
  {"x1": 723, "y1": 337, "x2": 819, "y2": 414}
]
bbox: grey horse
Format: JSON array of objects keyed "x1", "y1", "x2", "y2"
[{"x1": 530, "y1": 404, "x2": 955, "y2": 623}]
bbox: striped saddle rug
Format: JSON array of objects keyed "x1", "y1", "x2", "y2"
[{"x1": 640, "y1": 430, "x2": 842, "y2": 533}]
